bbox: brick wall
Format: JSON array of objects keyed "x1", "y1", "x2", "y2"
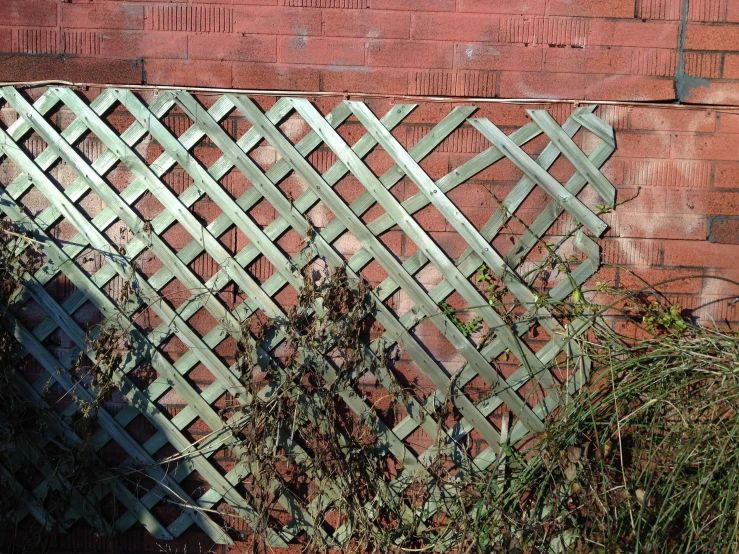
[
  {"x1": 0, "y1": 2, "x2": 737, "y2": 371},
  {"x1": 2, "y1": 90, "x2": 738, "y2": 554},
  {"x1": 1, "y1": 0, "x2": 738, "y2": 103},
  {"x1": 1, "y1": 2, "x2": 739, "y2": 550}
]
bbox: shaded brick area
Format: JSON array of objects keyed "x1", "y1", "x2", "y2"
[{"x1": 0, "y1": 0, "x2": 737, "y2": 102}]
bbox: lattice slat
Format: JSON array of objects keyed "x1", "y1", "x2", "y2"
[{"x1": 0, "y1": 85, "x2": 616, "y2": 547}]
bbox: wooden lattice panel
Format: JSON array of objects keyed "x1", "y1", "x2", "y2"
[{"x1": 0, "y1": 86, "x2": 616, "y2": 546}]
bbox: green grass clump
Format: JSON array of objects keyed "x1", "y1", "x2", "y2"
[{"x1": 477, "y1": 321, "x2": 739, "y2": 554}]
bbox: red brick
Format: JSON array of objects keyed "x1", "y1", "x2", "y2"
[
  {"x1": 278, "y1": 36, "x2": 365, "y2": 66},
  {"x1": 663, "y1": 240, "x2": 738, "y2": 268},
  {"x1": 686, "y1": 24, "x2": 739, "y2": 51},
  {"x1": 5, "y1": 0, "x2": 57, "y2": 27},
  {"x1": 470, "y1": 103, "x2": 533, "y2": 127},
  {"x1": 682, "y1": 81, "x2": 739, "y2": 106},
  {"x1": 619, "y1": 267, "x2": 705, "y2": 294},
  {"x1": 233, "y1": 0, "x2": 278, "y2": 4},
  {"x1": 715, "y1": 162, "x2": 739, "y2": 188},
  {"x1": 500, "y1": 71, "x2": 586, "y2": 99},
  {"x1": 411, "y1": 13, "x2": 497, "y2": 42},
  {"x1": 189, "y1": 34, "x2": 275, "y2": 62},
  {"x1": 544, "y1": 47, "x2": 632, "y2": 74},
  {"x1": 457, "y1": 0, "x2": 546, "y2": 14},
  {"x1": 320, "y1": 67, "x2": 408, "y2": 94},
  {"x1": 371, "y1": 0, "x2": 455, "y2": 11},
  {"x1": 368, "y1": 40, "x2": 452, "y2": 69},
  {"x1": 588, "y1": 20, "x2": 679, "y2": 48},
  {"x1": 0, "y1": 29, "x2": 10, "y2": 53},
  {"x1": 429, "y1": 230, "x2": 470, "y2": 258},
  {"x1": 455, "y1": 44, "x2": 542, "y2": 71},
  {"x1": 667, "y1": 190, "x2": 739, "y2": 215},
  {"x1": 718, "y1": 112, "x2": 739, "y2": 134},
  {"x1": 62, "y1": 3, "x2": 144, "y2": 30},
  {"x1": 232, "y1": 62, "x2": 319, "y2": 90},
  {"x1": 729, "y1": 1, "x2": 739, "y2": 22},
  {"x1": 601, "y1": 158, "x2": 625, "y2": 184},
  {"x1": 585, "y1": 74, "x2": 676, "y2": 101},
  {"x1": 613, "y1": 213, "x2": 707, "y2": 240},
  {"x1": 233, "y1": 7, "x2": 321, "y2": 36},
  {"x1": 702, "y1": 269, "x2": 739, "y2": 296},
  {"x1": 621, "y1": 158, "x2": 714, "y2": 188},
  {"x1": 145, "y1": 59, "x2": 231, "y2": 88},
  {"x1": 547, "y1": 0, "x2": 635, "y2": 17},
  {"x1": 710, "y1": 218, "x2": 739, "y2": 244},
  {"x1": 609, "y1": 188, "x2": 667, "y2": 212},
  {"x1": 399, "y1": 102, "x2": 467, "y2": 125},
  {"x1": 724, "y1": 54, "x2": 739, "y2": 78},
  {"x1": 672, "y1": 135, "x2": 739, "y2": 161},
  {"x1": 609, "y1": 131, "x2": 672, "y2": 158},
  {"x1": 415, "y1": 151, "x2": 452, "y2": 181},
  {"x1": 99, "y1": 31, "x2": 187, "y2": 59},
  {"x1": 326, "y1": 10, "x2": 410, "y2": 39},
  {"x1": 628, "y1": 106, "x2": 716, "y2": 133},
  {"x1": 407, "y1": 205, "x2": 446, "y2": 232},
  {"x1": 0, "y1": 55, "x2": 143, "y2": 84}
]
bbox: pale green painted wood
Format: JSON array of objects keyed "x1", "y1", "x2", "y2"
[
  {"x1": 415, "y1": 309, "x2": 597, "y2": 524},
  {"x1": 8, "y1": 355, "x2": 176, "y2": 540},
  {"x1": 0, "y1": 461, "x2": 67, "y2": 534},
  {"x1": 14, "y1": 97, "x2": 402, "y2": 442},
  {"x1": 3, "y1": 89, "x2": 62, "y2": 139},
  {"x1": 2, "y1": 91, "x2": 294, "y2": 545},
  {"x1": 281, "y1": 104, "x2": 485, "y2": 309},
  {"x1": 17, "y1": 94, "x2": 296, "y2": 396},
  {"x1": 235, "y1": 95, "x2": 504, "y2": 451},
  {"x1": 528, "y1": 109, "x2": 616, "y2": 207},
  {"x1": 507, "y1": 141, "x2": 616, "y2": 269},
  {"x1": 230, "y1": 98, "x2": 474, "y2": 500},
  {"x1": 0, "y1": 125, "x2": 242, "y2": 546},
  {"x1": 326, "y1": 117, "x2": 549, "y2": 365},
  {"x1": 6, "y1": 90, "x2": 170, "y2": 250},
  {"x1": 0, "y1": 195, "x2": 235, "y2": 544},
  {"x1": 332, "y1": 108, "x2": 608, "y2": 530},
  {"x1": 228, "y1": 102, "x2": 552, "y2": 516},
  {"x1": 407, "y1": 237, "x2": 601, "y2": 524},
  {"x1": 331, "y1": 119, "x2": 550, "y2": 346},
  {"x1": 8, "y1": 438, "x2": 112, "y2": 534},
  {"x1": 46, "y1": 98, "x2": 391, "y2": 542},
  {"x1": 0, "y1": 185, "x2": 275, "y2": 542},
  {"x1": 179, "y1": 94, "x2": 434, "y2": 523},
  {"x1": 335, "y1": 179, "x2": 596, "y2": 538},
  {"x1": 119, "y1": 91, "x2": 305, "y2": 293},
  {"x1": 0, "y1": 87, "x2": 614, "y2": 544},
  {"x1": 184, "y1": 93, "x2": 466, "y2": 438},
  {"x1": 116, "y1": 91, "x2": 436, "y2": 540},
  {"x1": 3, "y1": 91, "x2": 217, "y2": 327},
  {"x1": 345, "y1": 102, "x2": 575, "y2": 350},
  {"x1": 4, "y1": 90, "x2": 117, "y2": 202},
  {"x1": 574, "y1": 111, "x2": 616, "y2": 148},
  {"x1": 225, "y1": 104, "x2": 479, "y2": 467},
  {"x1": 469, "y1": 117, "x2": 608, "y2": 237},
  {"x1": 5, "y1": 88, "x2": 249, "y2": 404},
  {"x1": 220, "y1": 100, "x2": 474, "y2": 492},
  {"x1": 297, "y1": 98, "x2": 549, "y2": 433},
  {"x1": 0, "y1": 306, "x2": 196, "y2": 541},
  {"x1": 51, "y1": 89, "x2": 256, "y2": 395}
]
